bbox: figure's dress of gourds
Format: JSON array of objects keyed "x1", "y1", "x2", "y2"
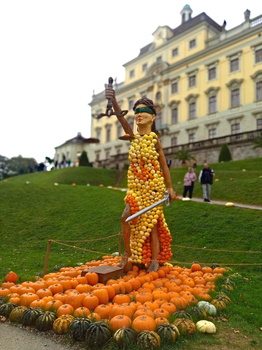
[{"x1": 125, "y1": 132, "x2": 172, "y2": 264}]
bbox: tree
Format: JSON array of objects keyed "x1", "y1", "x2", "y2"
[
  {"x1": 218, "y1": 144, "x2": 232, "y2": 162},
  {"x1": 79, "y1": 151, "x2": 91, "y2": 166},
  {"x1": 174, "y1": 148, "x2": 195, "y2": 165}
]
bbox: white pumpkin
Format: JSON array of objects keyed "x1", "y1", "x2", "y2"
[{"x1": 196, "y1": 320, "x2": 216, "y2": 334}]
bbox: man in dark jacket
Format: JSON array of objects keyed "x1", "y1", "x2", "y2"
[{"x1": 199, "y1": 163, "x2": 215, "y2": 202}]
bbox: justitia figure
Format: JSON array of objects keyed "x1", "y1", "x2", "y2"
[{"x1": 105, "y1": 88, "x2": 176, "y2": 272}]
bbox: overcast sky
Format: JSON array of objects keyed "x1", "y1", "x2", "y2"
[{"x1": 0, "y1": 0, "x2": 261, "y2": 163}]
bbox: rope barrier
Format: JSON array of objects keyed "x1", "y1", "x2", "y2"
[
  {"x1": 50, "y1": 240, "x2": 110, "y2": 255},
  {"x1": 171, "y1": 244, "x2": 262, "y2": 254},
  {"x1": 43, "y1": 234, "x2": 261, "y2": 276},
  {"x1": 169, "y1": 261, "x2": 262, "y2": 266},
  {"x1": 53, "y1": 234, "x2": 119, "y2": 243}
]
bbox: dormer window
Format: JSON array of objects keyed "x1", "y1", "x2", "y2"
[
  {"x1": 172, "y1": 48, "x2": 178, "y2": 57},
  {"x1": 189, "y1": 39, "x2": 196, "y2": 49},
  {"x1": 142, "y1": 63, "x2": 148, "y2": 72},
  {"x1": 129, "y1": 69, "x2": 135, "y2": 78}
]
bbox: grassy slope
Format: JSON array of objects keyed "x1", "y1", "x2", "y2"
[
  {"x1": 0, "y1": 159, "x2": 262, "y2": 348},
  {"x1": 121, "y1": 157, "x2": 262, "y2": 205}
]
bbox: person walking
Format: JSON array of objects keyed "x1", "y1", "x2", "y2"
[
  {"x1": 199, "y1": 163, "x2": 215, "y2": 202},
  {"x1": 183, "y1": 167, "x2": 197, "y2": 199}
]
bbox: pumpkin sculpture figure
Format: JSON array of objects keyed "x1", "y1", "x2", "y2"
[{"x1": 105, "y1": 83, "x2": 176, "y2": 272}]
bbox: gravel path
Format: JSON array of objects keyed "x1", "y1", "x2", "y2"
[{"x1": 0, "y1": 323, "x2": 78, "y2": 350}]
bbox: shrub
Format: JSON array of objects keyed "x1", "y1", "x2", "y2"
[{"x1": 218, "y1": 144, "x2": 232, "y2": 162}]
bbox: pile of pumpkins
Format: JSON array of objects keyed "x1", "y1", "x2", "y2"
[{"x1": 0, "y1": 259, "x2": 234, "y2": 349}]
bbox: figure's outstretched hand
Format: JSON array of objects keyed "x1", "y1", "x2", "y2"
[
  {"x1": 167, "y1": 188, "x2": 177, "y2": 202},
  {"x1": 105, "y1": 88, "x2": 115, "y2": 101}
]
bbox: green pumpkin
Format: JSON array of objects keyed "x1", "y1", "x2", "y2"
[
  {"x1": 172, "y1": 310, "x2": 192, "y2": 321},
  {"x1": 22, "y1": 307, "x2": 43, "y2": 327},
  {"x1": 9, "y1": 306, "x2": 28, "y2": 323},
  {"x1": 172, "y1": 318, "x2": 196, "y2": 335},
  {"x1": 35, "y1": 311, "x2": 57, "y2": 331},
  {"x1": 216, "y1": 293, "x2": 231, "y2": 305},
  {"x1": 85, "y1": 321, "x2": 112, "y2": 349},
  {"x1": 137, "y1": 330, "x2": 161, "y2": 350},
  {"x1": 156, "y1": 323, "x2": 180, "y2": 344},
  {"x1": 0, "y1": 297, "x2": 7, "y2": 306},
  {"x1": 113, "y1": 327, "x2": 137, "y2": 349},
  {"x1": 211, "y1": 299, "x2": 227, "y2": 310},
  {"x1": 187, "y1": 306, "x2": 207, "y2": 321},
  {"x1": 53, "y1": 315, "x2": 74, "y2": 335},
  {"x1": 0, "y1": 302, "x2": 18, "y2": 317},
  {"x1": 69, "y1": 317, "x2": 91, "y2": 341}
]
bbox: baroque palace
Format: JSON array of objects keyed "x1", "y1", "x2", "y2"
[{"x1": 55, "y1": 5, "x2": 262, "y2": 168}]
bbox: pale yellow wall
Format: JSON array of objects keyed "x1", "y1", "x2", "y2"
[{"x1": 89, "y1": 13, "x2": 262, "y2": 162}]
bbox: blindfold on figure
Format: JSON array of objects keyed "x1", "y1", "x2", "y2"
[{"x1": 134, "y1": 107, "x2": 155, "y2": 115}]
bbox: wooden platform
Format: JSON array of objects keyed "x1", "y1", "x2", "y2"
[{"x1": 81, "y1": 265, "x2": 124, "y2": 284}]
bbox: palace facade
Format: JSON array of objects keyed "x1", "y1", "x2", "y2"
[{"x1": 59, "y1": 5, "x2": 262, "y2": 168}]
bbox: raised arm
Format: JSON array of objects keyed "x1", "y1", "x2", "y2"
[
  {"x1": 156, "y1": 139, "x2": 177, "y2": 202},
  {"x1": 105, "y1": 88, "x2": 134, "y2": 137}
]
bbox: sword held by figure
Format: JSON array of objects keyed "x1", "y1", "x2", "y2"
[{"x1": 125, "y1": 191, "x2": 170, "y2": 223}]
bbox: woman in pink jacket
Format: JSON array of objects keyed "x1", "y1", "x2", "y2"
[{"x1": 183, "y1": 167, "x2": 197, "y2": 199}]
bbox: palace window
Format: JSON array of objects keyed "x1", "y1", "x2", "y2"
[
  {"x1": 127, "y1": 116, "x2": 134, "y2": 133},
  {"x1": 231, "y1": 122, "x2": 240, "y2": 134},
  {"x1": 208, "y1": 95, "x2": 217, "y2": 114},
  {"x1": 95, "y1": 128, "x2": 101, "y2": 140},
  {"x1": 128, "y1": 98, "x2": 134, "y2": 110},
  {"x1": 157, "y1": 56, "x2": 162, "y2": 62},
  {"x1": 155, "y1": 112, "x2": 162, "y2": 130},
  {"x1": 255, "y1": 47, "x2": 262, "y2": 63},
  {"x1": 256, "y1": 81, "x2": 262, "y2": 101},
  {"x1": 105, "y1": 124, "x2": 112, "y2": 142},
  {"x1": 129, "y1": 69, "x2": 135, "y2": 78},
  {"x1": 186, "y1": 94, "x2": 198, "y2": 120},
  {"x1": 117, "y1": 123, "x2": 122, "y2": 138},
  {"x1": 257, "y1": 118, "x2": 262, "y2": 130},
  {"x1": 172, "y1": 47, "x2": 178, "y2": 57},
  {"x1": 189, "y1": 38, "x2": 196, "y2": 49},
  {"x1": 208, "y1": 128, "x2": 217, "y2": 139},
  {"x1": 155, "y1": 91, "x2": 162, "y2": 101},
  {"x1": 227, "y1": 79, "x2": 243, "y2": 108},
  {"x1": 189, "y1": 102, "x2": 196, "y2": 119},
  {"x1": 142, "y1": 63, "x2": 148, "y2": 72},
  {"x1": 172, "y1": 107, "x2": 178, "y2": 124},
  {"x1": 208, "y1": 65, "x2": 216, "y2": 80},
  {"x1": 230, "y1": 58, "x2": 239, "y2": 72},
  {"x1": 189, "y1": 74, "x2": 196, "y2": 88},
  {"x1": 188, "y1": 131, "x2": 196, "y2": 143},
  {"x1": 171, "y1": 136, "x2": 177, "y2": 146},
  {"x1": 171, "y1": 81, "x2": 178, "y2": 94},
  {"x1": 231, "y1": 88, "x2": 240, "y2": 108}
]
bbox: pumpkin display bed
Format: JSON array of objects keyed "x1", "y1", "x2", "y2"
[{"x1": 0, "y1": 257, "x2": 234, "y2": 349}]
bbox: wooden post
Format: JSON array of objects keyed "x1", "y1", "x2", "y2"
[
  {"x1": 118, "y1": 232, "x2": 122, "y2": 256},
  {"x1": 43, "y1": 240, "x2": 52, "y2": 276}
]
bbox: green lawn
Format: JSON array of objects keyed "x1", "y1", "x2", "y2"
[{"x1": 0, "y1": 159, "x2": 262, "y2": 349}]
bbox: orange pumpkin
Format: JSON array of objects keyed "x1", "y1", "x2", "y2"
[
  {"x1": 109, "y1": 315, "x2": 132, "y2": 331},
  {"x1": 4, "y1": 271, "x2": 18, "y2": 283},
  {"x1": 132, "y1": 315, "x2": 156, "y2": 332},
  {"x1": 19, "y1": 292, "x2": 39, "y2": 307},
  {"x1": 57, "y1": 304, "x2": 74, "y2": 316},
  {"x1": 73, "y1": 306, "x2": 91, "y2": 317}
]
